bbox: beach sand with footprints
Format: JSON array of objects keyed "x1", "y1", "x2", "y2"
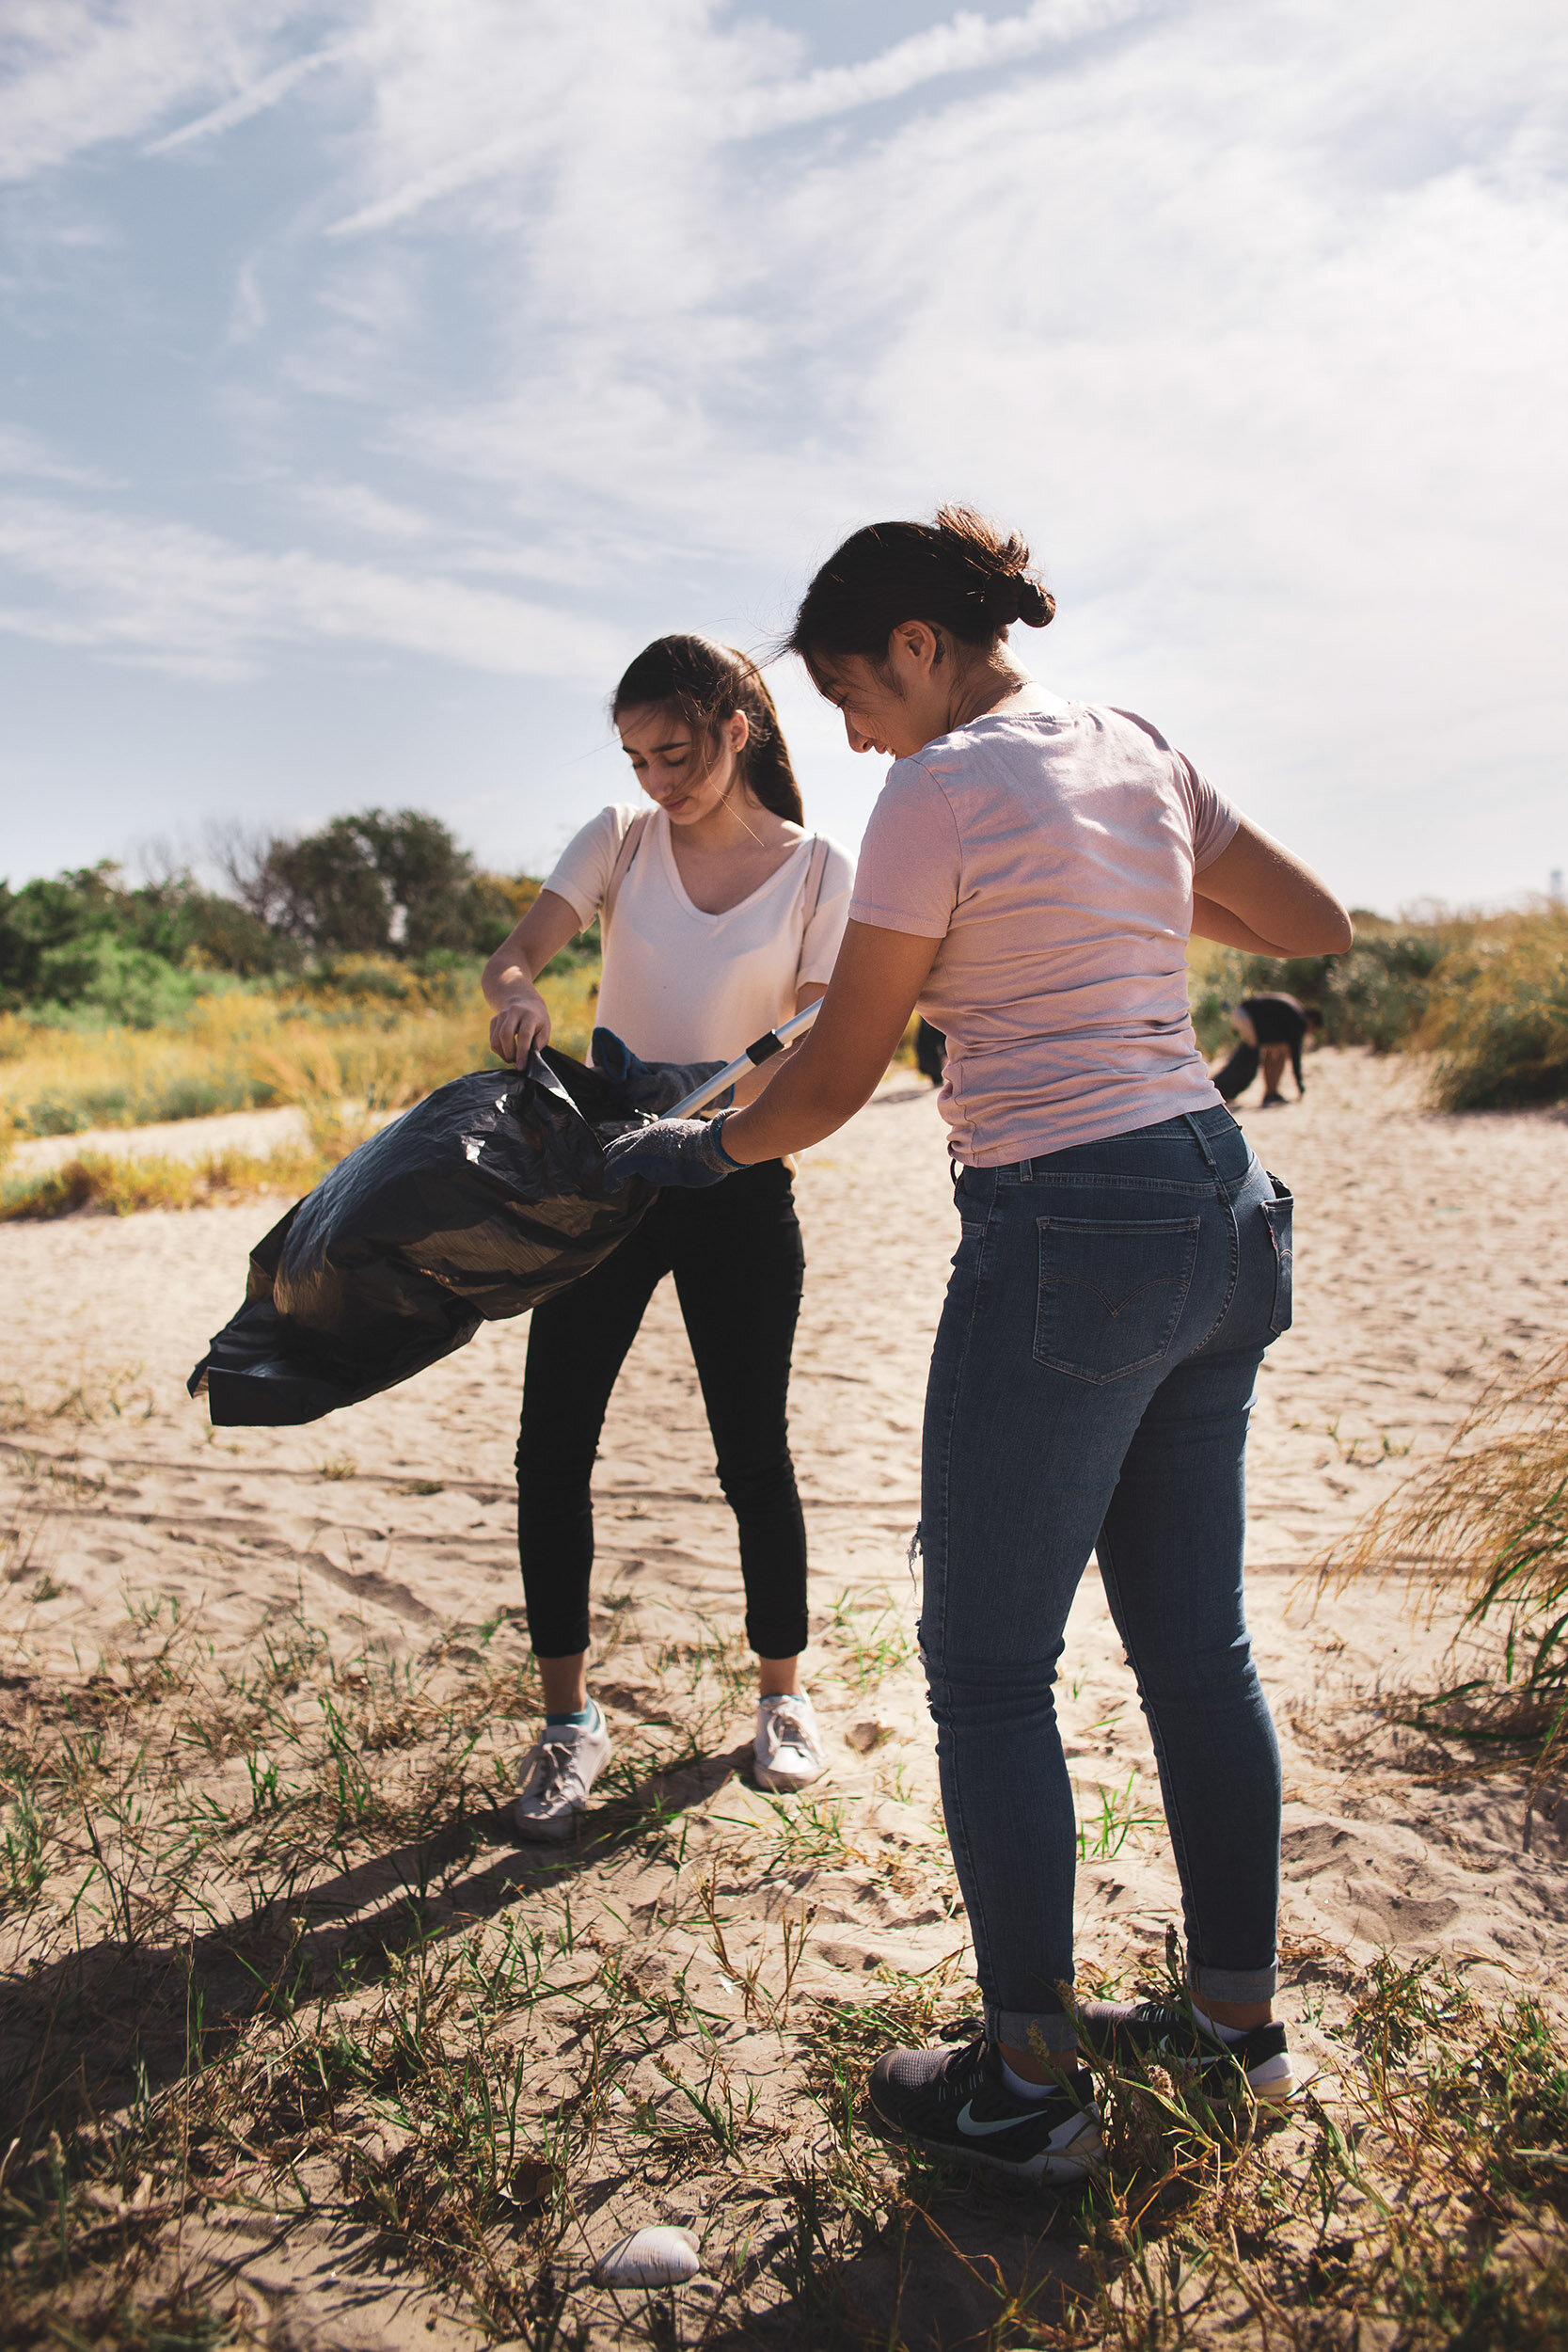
[{"x1": 3, "y1": 1049, "x2": 1566, "y2": 2344}]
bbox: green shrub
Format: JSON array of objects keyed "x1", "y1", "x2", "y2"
[
  {"x1": 1, "y1": 828, "x2": 542, "y2": 1012},
  {"x1": 32, "y1": 933, "x2": 200, "y2": 1030},
  {"x1": 0, "y1": 864, "x2": 295, "y2": 1010},
  {"x1": 1192, "y1": 907, "x2": 1568, "y2": 1112},
  {"x1": 227, "y1": 811, "x2": 533, "y2": 960},
  {"x1": 1190, "y1": 928, "x2": 1462, "y2": 1058}
]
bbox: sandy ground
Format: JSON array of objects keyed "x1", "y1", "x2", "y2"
[{"x1": 4, "y1": 1046, "x2": 1566, "y2": 2340}]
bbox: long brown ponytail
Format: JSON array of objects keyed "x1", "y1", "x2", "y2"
[{"x1": 610, "y1": 634, "x2": 804, "y2": 824}]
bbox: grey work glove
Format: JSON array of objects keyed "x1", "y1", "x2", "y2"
[
  {"x1": 591, "y1": 1025, "x2": 733, "y2": 1115},
  {"x1": 599, "y1": 1115, "x2": 740, "y2": 1190}
]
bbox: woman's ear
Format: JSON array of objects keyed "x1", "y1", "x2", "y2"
[
  {"x1": 727, "y1": 708, "x2": 751, "y2": 755},
  {"x1": 890, "y1": 619, "x2": 940, "y2": 677}
]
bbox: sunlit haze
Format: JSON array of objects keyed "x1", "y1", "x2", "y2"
[{"x1": 2, "y1": 1, "x2": 1563, "y2": 908}]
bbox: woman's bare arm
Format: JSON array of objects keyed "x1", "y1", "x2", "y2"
[
  {"x1": 720, "y1": 923, "x2": 942, "y2": 1165},
  {"x1": 481, "y1": 887, "x2": 584, "y2": 1063},
  {"x1": 1195, "y1": 818, "x2": 1353, "y2": 955}
]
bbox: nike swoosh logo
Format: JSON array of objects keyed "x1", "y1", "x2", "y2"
[{"x1": 956, "y1": 2101, "x2": 1032, "y2": 2137}]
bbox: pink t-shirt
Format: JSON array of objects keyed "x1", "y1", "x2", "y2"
[{"x1": 849, "y1": 697, "x2": 1240, "y2": 1165}]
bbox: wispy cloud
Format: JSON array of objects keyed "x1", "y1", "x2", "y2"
[
  {"x1": 319, "y1": 0, "x2": 716, "y2": 241},
  {"x1": 291, "y1": 477, "x2": 439, "y2": 543},
  {"x1": 727, "y1": 0, "x2": 1147, "y2": 135},
  {"x1": 322, "y1": 1, "x2": 1140, "y2": 237},
  {"x1": 144, "y1": 39, "x2": 352, "y2": 154},
  {"x1": 0, "y1": 496, "x2": 625, "y2": 682},
  {"x1": 325, "y1": 134, "x2": 530, "y2": 240},
  {"x1": 0, "y1": 2, "x2": 323, "y2": 183},
  {"x1": 227, "y1": 257, "x2": 269, "y2": 345},
  {"x1": 0, "y1": 420, "x2": 109, "y2": 486},
  {"x1": 0, "y1": 1, "x2": 1563, "y2": 896}
]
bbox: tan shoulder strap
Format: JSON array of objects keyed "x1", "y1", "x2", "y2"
[
  {"x1": 800, "y1": 834, "x2": 830, "y2": 931},
  {"x1": 601, "y1": 809, "x2": 652, "y2": 939}
]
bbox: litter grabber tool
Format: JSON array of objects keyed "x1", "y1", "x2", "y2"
[{"x1": 663, "y1": 998, "x2": 823, "y2": 1119}]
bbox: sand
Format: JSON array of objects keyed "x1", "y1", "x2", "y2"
[{"x1": 3, "y1": 1046, "x2": 1565, "y2": 2342}]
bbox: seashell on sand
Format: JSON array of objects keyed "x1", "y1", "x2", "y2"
[{"x1": 593, "y1": 2225, "x2": 702, "y2": 2287}]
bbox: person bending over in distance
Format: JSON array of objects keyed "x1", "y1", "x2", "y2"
[
  {"x1": 1212, "y1": 992, "x2": 1323, "y2": 1106},
  {"x1": 914, "y1": 1018, "x2": 947, "y2": 1087},
  {"x1": 482, "y1": 636, "x2": 853, "y2": 1842},
  {"x1": 601, "y1": 509, "x2": 1352, "y2": 2182}
]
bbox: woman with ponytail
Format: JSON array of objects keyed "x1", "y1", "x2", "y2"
[
  {"x1": 604, "y1": 513, "x2": 1352, "y2": 2179},
  {"x1": 483, "y1": 637, "x2": 852, "y2": 1839}
]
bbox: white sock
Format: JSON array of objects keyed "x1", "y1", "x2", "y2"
[
  {"x1": 1195, "y1": 2008, "x2": 1248, "y2": 2044},
  {"x1": 1000, "y1": 2056, "x2": 1063, "y2": 2103}
]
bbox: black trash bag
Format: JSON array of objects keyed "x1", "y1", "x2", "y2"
[
  {"x1": 188, "y1": 1049, "x2": 653, "y2": 1429},
  {"x1": 590, "y1": 1025, "x2": 730, "y2": 1115}
]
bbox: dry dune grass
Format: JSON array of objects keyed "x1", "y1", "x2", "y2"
[
  {"x1": 4, "y1": 1371, "x2": 1568, "y2": 2349},
  {"x1": 2, "y1": 978, "x2": 913, "y2": 1226},
  {"x1": 0, "y1": 961, "x2": 604, "y2": 1222},
  {"x1": 1418, "y1": 910, "x2": 1568, "y2": 1113},
  {"x1": 0, "y1": 960, "x2": 603, "y2": 1145},
  {"x1": 0, "y1": 993, "x2": 303, "y2": 1136},
  {"x1": 0, "y1": 1140, "x2": 332, "y2": 1222},
  {"x1": 1318, "y1": 1342, "x2": 1568, "y2": 1824}
]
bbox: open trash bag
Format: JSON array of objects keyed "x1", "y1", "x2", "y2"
[{"x1": 188, "y1": 1050, "x2": 653, "y2": 1428}]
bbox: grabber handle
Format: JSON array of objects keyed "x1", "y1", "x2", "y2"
[{"x1": 663, "y1": 999, "x2": 824, "y2": 1120}]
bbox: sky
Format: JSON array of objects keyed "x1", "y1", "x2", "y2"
[{"x1": 1, "y1": 0, "x2": 1564, "y2": 911}]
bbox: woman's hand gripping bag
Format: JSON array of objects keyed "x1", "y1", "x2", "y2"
[{"x1": 188, "y1": 1051, "x2": 653, "y2": 1427}]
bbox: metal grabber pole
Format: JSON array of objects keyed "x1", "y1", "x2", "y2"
[{"x1": 662, "y1": 999, "x2": 825, "y2": 1120}]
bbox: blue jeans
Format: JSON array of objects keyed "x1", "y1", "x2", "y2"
[{"x1": 919, "y1": 1105, "x2": 1291, "y2": 2055}]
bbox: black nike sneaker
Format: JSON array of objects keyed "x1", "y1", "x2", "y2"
[
  {"x1": 867, "y1": 2036, "x2": 1101, "y2": 2181},
  {"x1": 1077, "y1": 2001, "x2": 1295, "y2": 2105}
]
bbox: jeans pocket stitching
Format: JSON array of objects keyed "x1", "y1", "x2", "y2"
[
  {"x1": 1034, "y1": 1214, "x2": 1202, "y2": 1384},
  {"x1": 1024, "y1": 1172, "x2": 1217, "y2": 1196}
]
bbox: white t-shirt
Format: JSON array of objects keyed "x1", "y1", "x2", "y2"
[{"x1": 545, "y1": 803, "x2": 854, "y2": 1064}]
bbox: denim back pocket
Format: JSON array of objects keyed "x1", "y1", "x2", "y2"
[
  {"x1": 1260, "y1": 1173, "x2": 1293, "y2": 1336},
  {"x1": 1035, "y1": 1214, "x2": 1202, "y2": 1384}
]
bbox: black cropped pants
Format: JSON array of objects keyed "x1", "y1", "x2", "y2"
[
  {"x1": 515, "y1": 1157, "x2": 808, "y2": 1660},
  {"x1": 1212, "y1": 1041, "x2": 1260, "y2": 1102}
]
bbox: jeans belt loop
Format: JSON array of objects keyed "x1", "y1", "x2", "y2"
[{"x1": 1182, "y1": 1112, "x2": 1221, "y2": 1174}]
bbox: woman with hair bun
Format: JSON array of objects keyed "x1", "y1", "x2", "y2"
[
  {"x1": 605, "y1": 511, "x2": 1352, "y2": 2179},
  {"x1": 483, "y1": 636, "x2": 853, "y2": 1839}
]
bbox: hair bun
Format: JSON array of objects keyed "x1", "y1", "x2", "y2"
[
  {"x1": 978, "y1": 572, "x2": 1022, "y2": 627},
  {"x1": 978, "y1": 569, "x2": 1054, "y2": 631},
  {"x1": 790, "y1": 504, "x2": 1057, "y2": 667}
]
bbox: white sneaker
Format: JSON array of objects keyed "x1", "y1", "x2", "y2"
[
  {"x1": 513, "y1": 1708, "x2": 613, "y2": 1841},
  {"x1": 753, "y1": 1692, "x2": 826, "y2": 1793}
]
